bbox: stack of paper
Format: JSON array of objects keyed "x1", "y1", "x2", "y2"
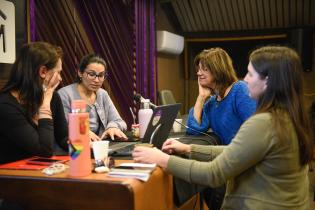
[
  {"x1": 119, "y1": 163, "x2": 156, "y2": 170},
  {"x1": 108, "y1": 163, "x2": 157, "y2": 182}
]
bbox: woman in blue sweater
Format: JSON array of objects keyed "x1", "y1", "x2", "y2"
[
  {"x1": 187, "y1": 48, "x2": 256, "y2": 145},
  {"x1": 186, "y1": 48, "x2": 256, "y2": 209}
]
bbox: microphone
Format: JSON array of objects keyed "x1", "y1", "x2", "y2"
[{"x1": 133, "y1": 93, "x2": 157, "y2": 109}]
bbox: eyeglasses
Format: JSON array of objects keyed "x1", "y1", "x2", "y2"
[
  {"x1": 196, "y1": 66, "x2": 209, "y2": 73},
  {"x1": 84, "y1": 71, "x2": 108, "y2": 80}
]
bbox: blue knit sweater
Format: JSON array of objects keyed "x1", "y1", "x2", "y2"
[{"x1": 186, "y1": 81, "x2": 256, "y2": 145}]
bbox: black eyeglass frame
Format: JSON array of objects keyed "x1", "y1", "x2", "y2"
[{"x1": 84, "y1": 70, "x2": 109, "y2": 80}]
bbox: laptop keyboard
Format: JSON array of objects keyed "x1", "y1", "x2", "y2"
[
  {"x1": 109, "y1": 141, "x2": 137, "y2": 151},
  {"x1": 108, "y1": 141, "x2": 139, "y2": 157}
]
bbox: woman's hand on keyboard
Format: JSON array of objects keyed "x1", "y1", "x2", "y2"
[
  {"x1": 89, "y1": 130, "x2": 102, "y2": 141},
  {"x1": 132, "y1": 147, "x2": 169, "y2": 169},
  {"x1": 162, "y1": 138, "x2": 191, "y2": 155},
  {"x1": 101, "y1": 128, "x2": 127, "y2": 141}
]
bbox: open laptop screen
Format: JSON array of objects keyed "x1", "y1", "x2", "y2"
[{"x1": 142, "y1": 103, "x2": 181, "y2": 149}]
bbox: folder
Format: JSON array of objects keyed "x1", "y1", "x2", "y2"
[{"x1": 0, "y1": 156, "x2": 69, "y2": 170}]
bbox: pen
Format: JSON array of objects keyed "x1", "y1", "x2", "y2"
[{"x1": 129, "y1": 107, "x2": 136, "y2": 124}]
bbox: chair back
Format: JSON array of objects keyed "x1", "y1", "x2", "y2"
[
  {"x1": 158, "y1": 90, "x2": 181, "y2": 117},
  {"x1": 159, "y1": 90, "x2": 177, "y2": 105}
]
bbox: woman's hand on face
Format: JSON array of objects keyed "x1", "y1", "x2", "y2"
[
  {"x1": 101, "y1": 128, "x2": 127, "y2": 140},
  {"x1": 40, "y1": 71, "x2": 62, "y2": 109},
  {"x1": 89, "y1": 130, "x2": 101, "y2": 141},
  {"x1": 162, "y1": 138, "x2": 191, "y2": 155},
  {"x1": 198, "y1": 78, "x2": 211, "y2": 100},
  {"x1": 44, "y1": 71, "x2": 62, "y2": 93},
  {"x1": 132, "y1": 147, "x2": 170, "y2": 168}
]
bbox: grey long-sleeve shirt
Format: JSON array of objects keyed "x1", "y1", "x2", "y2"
[
  {"x1": 58, "y1": 83, "x2": 126, "y2": 136},
  {"x1": 167, "y1": 113, "x2": 309, "y2": 210}
]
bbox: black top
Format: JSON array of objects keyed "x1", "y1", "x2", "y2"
[{"x1": 0, "y1": 92, "x2": 68, "y2": 164}]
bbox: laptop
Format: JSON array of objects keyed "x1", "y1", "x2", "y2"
[{"x1": 109, "y1": 103, "x2": 181, "y2": 156}]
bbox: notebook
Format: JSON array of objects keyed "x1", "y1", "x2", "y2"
[{"x1": 109, "y1": 103, "x2": 181, "y2": 156}]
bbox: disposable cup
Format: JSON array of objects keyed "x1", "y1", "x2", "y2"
[
  {"x1": 172, "y1": 118, "x2": 182, "y2": 132},
  {"x1": 92, "y1": 140, "x2": 109, "y2": 162}
]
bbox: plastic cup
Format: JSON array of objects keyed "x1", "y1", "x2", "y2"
[
  {"x1": 92, "y1": 141, "x2": 109, "y2": 163},
  {"x1": 172, "y1": 119, "x2": 182, "y2": 132}
]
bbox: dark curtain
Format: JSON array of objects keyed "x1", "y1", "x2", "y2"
[
  {"x1": 135, "y1": 0, "x2": 157, "y2": 103},
  {"x1": 30, "y1": 0, "x2": 156, "y2": 127}
]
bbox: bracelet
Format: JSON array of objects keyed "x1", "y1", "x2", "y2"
[{"x1": 38, "y1": 109, "x2": 52, "y2": 116}]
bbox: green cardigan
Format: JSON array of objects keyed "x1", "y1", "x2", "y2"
[{"x1": 167, "y1": 113, "x2": 309, "y2": 210}]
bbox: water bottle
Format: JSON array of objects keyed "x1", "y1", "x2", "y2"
[
  {"x1": 138, "y1": 99, "x2": 153, "y2": 138},
  {"x1": 68, "y1": 100, "x2": 91, "y2": 177}
]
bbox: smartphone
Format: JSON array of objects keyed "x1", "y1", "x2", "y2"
[
  {"x1": 26, "y1": 157, "x2": 65, "y2": 166},
  {"x1": 113, "y1": 166, "x2": 134, "y2": 170}
]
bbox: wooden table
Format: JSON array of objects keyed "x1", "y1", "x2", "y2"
[{"x1": 0, "y1": 160, "x2": 177, "y2": 210}]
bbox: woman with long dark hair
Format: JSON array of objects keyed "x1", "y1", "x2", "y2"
[
  {"x1": 133, "y1": 46, "x2": 314, "y2": 210},
  {"x1": 0, "y1": 42, "x2": 68, "y2": 164}
]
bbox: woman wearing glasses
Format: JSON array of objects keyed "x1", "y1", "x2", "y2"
[
  {"x1": 58, "y1": 54, "x2": 127, "y2": 141},
  {"x1": 187, "y1": 48, "x2": 256, "y2": 146},
  {"x1": 185, "y1": 48, "x2": 256, "y2": 209}
]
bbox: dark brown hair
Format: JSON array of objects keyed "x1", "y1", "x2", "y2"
[
  {"x1": 1, "y1": 42, "x2": 63, "y2": 119},
  {"x1": 250, "y1": 46, "x2": 313, "y2": 165},
  {"x1": 77, "y1": 54, "x2": 107, "y2": 82}
]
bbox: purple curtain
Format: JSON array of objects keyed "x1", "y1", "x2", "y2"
[
  {"x1": 75, "y1": 0, "x2": 135, "y2": 126},
  {"x1": 29, "y1": 0, "x2": 156, "y2": 128},
  {"x1": 29, "y1": 0, "x2": 35, "y2": 42},
  {"x1": 135, "y1": 0, "x2": 157, "y2": 104},
  {"x1": 30, "y1": 0, "x2": 82, "y2": 85}
]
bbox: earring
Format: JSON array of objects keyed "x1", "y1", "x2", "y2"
[{"x1": 42, "y1": 84, "x2": 48, "y2": 92}]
